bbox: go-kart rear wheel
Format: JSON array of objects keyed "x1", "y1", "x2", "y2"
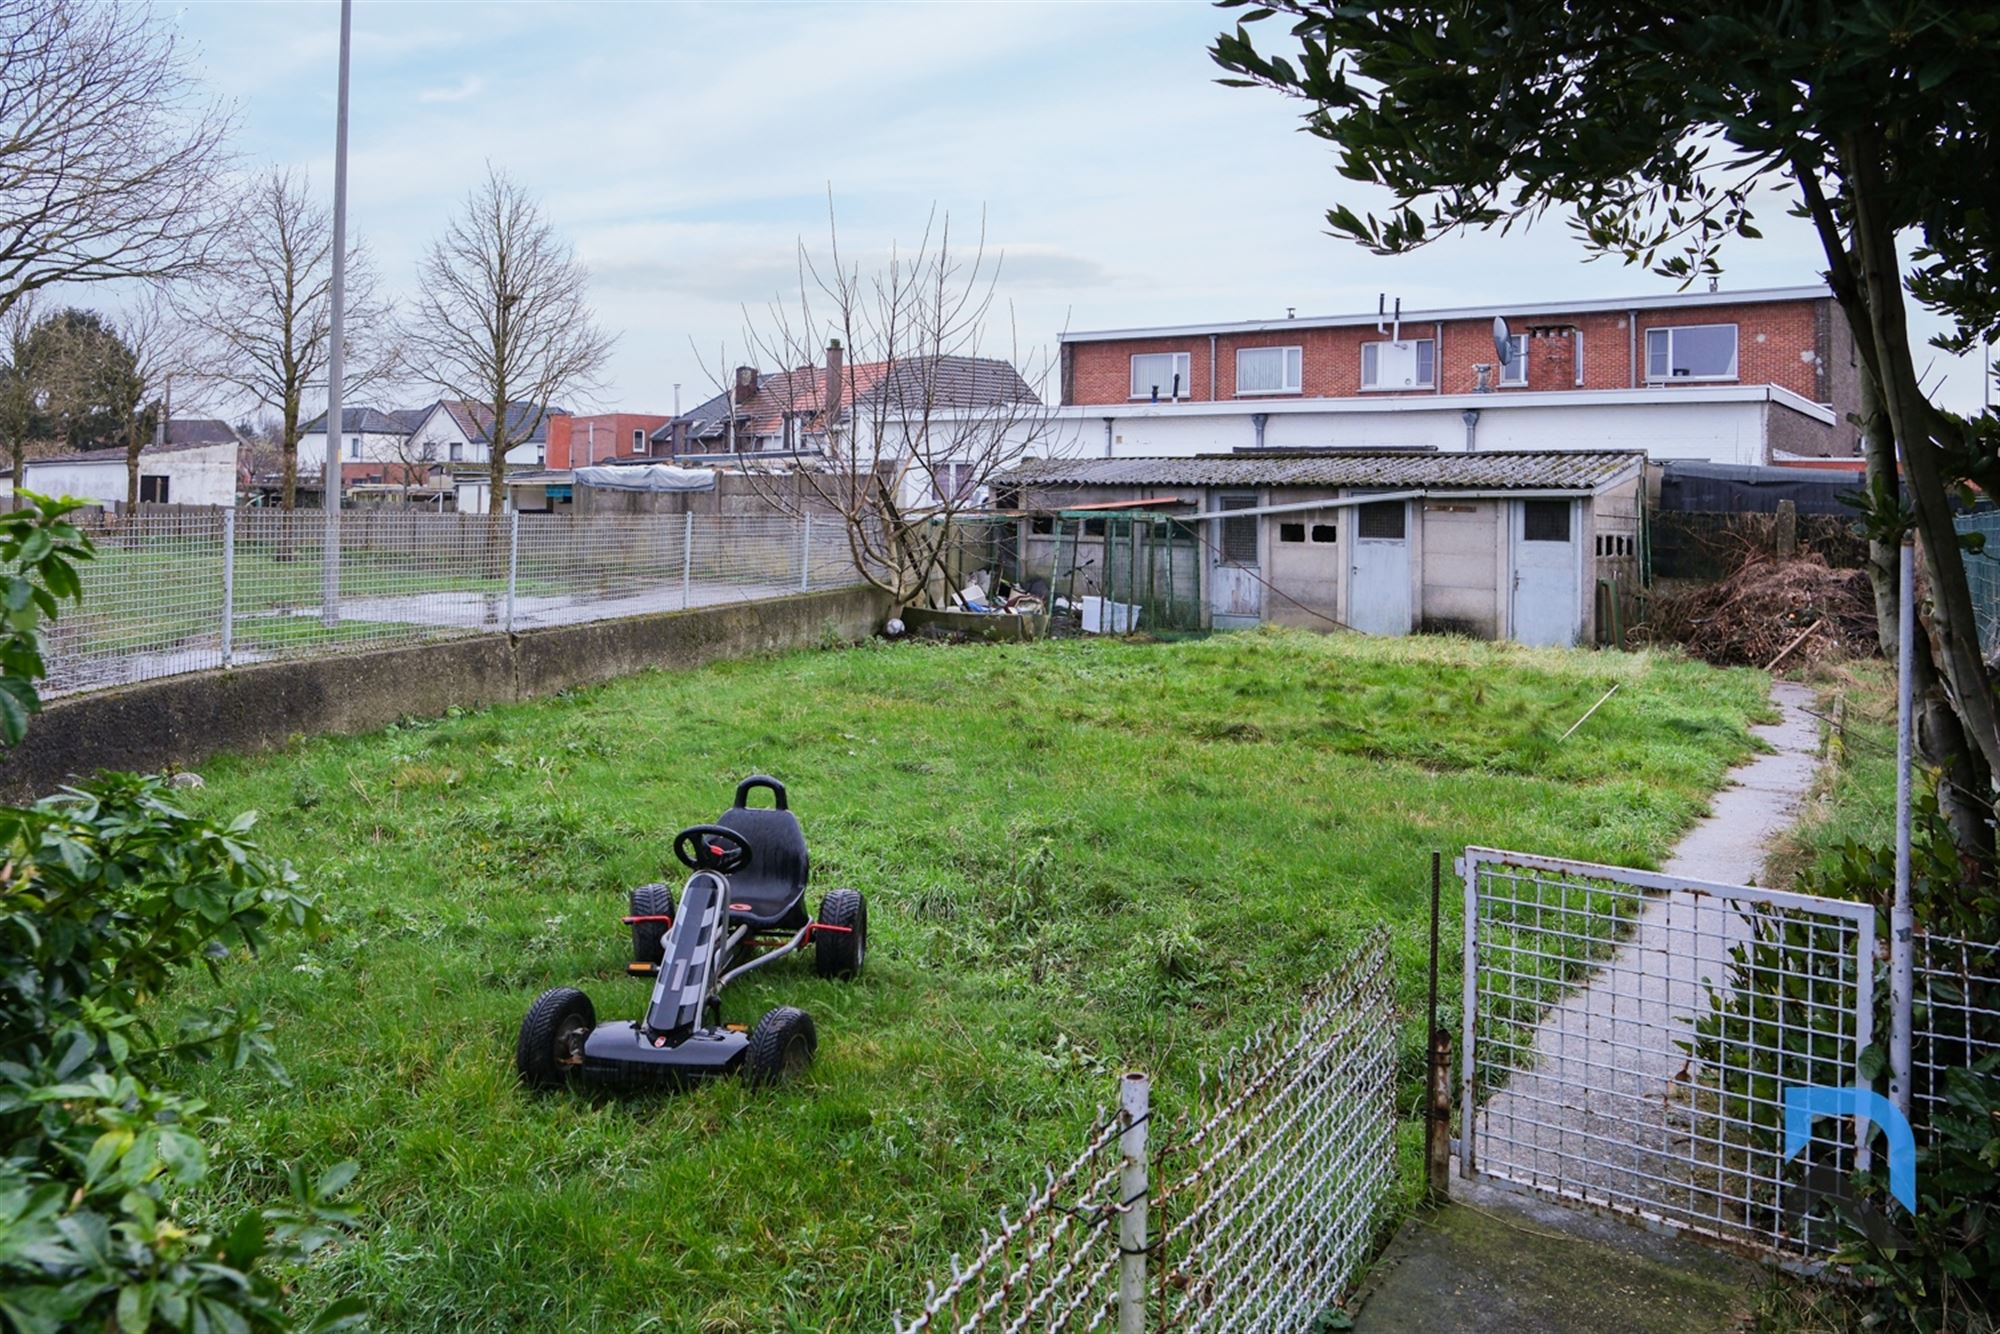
[
  {"x1": 516, "y1": 986, "x2": 595, "y2": 1090},
  {"x1": 629, "y1": 882, "x2": 674, "y2": 969},
  {"x1": 743, "y1": 1005, "x2": 816, "y2": 1086},
  {"x1": 814, "y1": 888, "x2": 867, "y2": 980}
]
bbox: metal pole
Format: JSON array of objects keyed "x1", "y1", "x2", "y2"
[
  {"x1": 504, "y1": 510, "x2": 520, "y2": 634},
  {"x1": 321, "y1": 0, "x2": 352, "y2": 629},
  {"x1": 1889, "y1": 538, "x2": 1916, "y2": 1114},
  {"x1": 681, "y1": 510, "x2": 694, "y2": 610},
  {"x1": 1116, "y1": 1071, "x2": 1149, "y2": 1334},
  {"x1": 220, "y1": 507, "x2": 236, "y2": 668},
  {"x1": 800, "y1": 512, "x2": 811, "y2": 592}
]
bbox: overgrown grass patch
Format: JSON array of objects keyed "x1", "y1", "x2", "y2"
[{"x1": 166, "y1": 628, "x2": 1771, "y2": 1330}]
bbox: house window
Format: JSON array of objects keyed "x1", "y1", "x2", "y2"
[
  {"x1": 1130, "y1": 351, "x2": 1192, "y2": 400},
  {"x1": 1218, "y1": 493, "x2": 1258, "y2": 565},
  {"x1": 1357, "y1": 501, "x2": 1406, "y2": 540},
  {"x1": 347, "y1": 436, "x2": 361, "y2": 460},
  {"x1": 1236, "y1": 346, "x2": 1302, "y2": 395},
  {"x1": 1523, "y1": 500, "x2": 1572, "y2": 542},
  {"x1": 1573, "y1": 330, "x2": 1585, "y2": 385},
  {"x1": 449, "y1": 443, "x2": 462, "y2": 462},
  {"x1": 1311, "y1": 523, "x2": 1337, "y2": 543},
  {"x1": 1279, "y1": 521, "x2": 1306, "y2": 543},
  {"x1": 1360, "y1": 339, "x2": 1435, "y2": 390},
  {"x1": 1645, "y1": 324, "x2": 1738, "y2": 381},
  {"x1": 138, "y1": 475, "x2": 169, "y2": 504}
]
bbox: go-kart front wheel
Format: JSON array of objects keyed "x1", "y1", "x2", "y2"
[
  {"x1": 814, "y1": 888, "x2": 867, "y2": 980},
  {"x1": 516, "y1": 986, "x2": 595, "y2": 1090},
  {"x1": 743, "y1": 1006, "x2": 817, "y2": 1086}
]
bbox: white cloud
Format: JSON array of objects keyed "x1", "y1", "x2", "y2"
[{"x1": 416, "y1": 74, "x2": 483, "y2": 104}]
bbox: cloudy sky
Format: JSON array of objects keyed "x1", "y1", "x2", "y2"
[{"x1": 169, "y1": 0, "x2": 1989, "y2": 416}]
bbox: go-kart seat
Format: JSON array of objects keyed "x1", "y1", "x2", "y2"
[{"x1": 713, "y1": 776, "x2": 810, "y2": 929}]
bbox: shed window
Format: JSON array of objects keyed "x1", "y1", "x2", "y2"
[
  {"x1": 1030, "y1": 515, "x2": 1055, "y2": 535},
  {"x1": 139, "y1": 475, "x2": 169, "y2": 504},
  {"x1": 1084, "y1": 517, "x2": 1107, "y2": 537},
  {"x1": 1356, "y1": 501, "x2": 1405, "y2": 541},
  {"x1": 1523, "y1": 500, "x2": 1572, "y2": 542},
  {"x1": 1279, "y1": 521, "x2": 1306, "y2": 543},
  {"x1": 1311, "y1": 523, "x2": 1337, "y2": 543},
  {"x1": 1218, "y1": 493, "x2": 1258, "y2": 565},
  {"x1": 1645, "y1": 324, "x2": 1738, "y2": 381},
  {"x1": 1130, "y1": 352, "x2": 1192, "y2": 400}
]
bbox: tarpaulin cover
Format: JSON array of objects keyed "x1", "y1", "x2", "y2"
[
  {"x1": 1658, "y1": 460, "x2": 1861, "y2": 515},
  {"x1": 575, "y1": 464, "x2": 717, "y2": 493}
]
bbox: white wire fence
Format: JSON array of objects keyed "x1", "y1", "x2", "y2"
[
  {"x1": 1912, "y1": 930, "x2": 2000, "y2": 1146},
  {"x1": 894, "y1": 932, "x2": 1395, "y2": 1333},
  {"x1": 1459, "y1": 847, "x2": 1877, "y2": 1260},
  {"x1": 43, "y1": 507, "x2": 869, "y2": 698}
]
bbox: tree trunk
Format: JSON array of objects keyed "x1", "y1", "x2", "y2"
[
  {"x1": 1847, "y1": 132, "x2": 1999, "y2": 873},
  {"x1": 280, "y1": 398, "x2": 299, "y2": 511}
]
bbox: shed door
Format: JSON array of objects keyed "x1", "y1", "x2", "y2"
[
  {"x1": 1511, "y1": 499, "x2": 1579, "y2": 646},
  {"x1": 1347, "y1": 501, "x2": 1411, "y2": 635},
  {"x1": 1209, "y1": 493, "x2": 1263, "y2": 629}
]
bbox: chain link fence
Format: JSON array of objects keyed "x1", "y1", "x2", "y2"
[
  {"x1": 894, "y1": 932, "x2": 1394, "y2": 1332},
  {"x1": 44, "y1": 507, "x2": 869, "y2": 698}
]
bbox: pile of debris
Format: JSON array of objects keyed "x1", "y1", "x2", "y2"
[{"x1": 1644, "y1": 551, "x2": 1879, "y2": 669}]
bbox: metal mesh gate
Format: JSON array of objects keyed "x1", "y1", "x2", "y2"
[{"x1": 1459, "y1": 847, "x2": 1876, "y2": 1259}]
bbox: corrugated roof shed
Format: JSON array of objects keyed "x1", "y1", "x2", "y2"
[{"x1": 1003, "y1": 450, "x2": 1644, "y2": 492}]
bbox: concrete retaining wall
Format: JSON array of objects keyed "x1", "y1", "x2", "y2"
[{"x1": 2, "y1": 585, "x2": 889, "y2": 800}]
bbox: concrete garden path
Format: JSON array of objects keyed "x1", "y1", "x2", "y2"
[{"x1": 1351, "y1": 681, "x2": 1821, "y2": 1331}]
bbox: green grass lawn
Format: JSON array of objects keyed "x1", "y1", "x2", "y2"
[{"x1": 165, "y1": 629, "x2": 1773, "y2": 1332}]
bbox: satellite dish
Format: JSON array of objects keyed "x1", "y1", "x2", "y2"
[{"x1": 1493, "y1": 316, "x2": 1513, "y2": 366}]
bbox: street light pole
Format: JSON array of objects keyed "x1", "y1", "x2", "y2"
[{"x1": 322, "y1": 0, "x2": 352, "y2": 628}]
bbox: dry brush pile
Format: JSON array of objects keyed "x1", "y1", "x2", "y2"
[{"x1": 1643, "y1": 551, "x2": 1878, "y2": 669}]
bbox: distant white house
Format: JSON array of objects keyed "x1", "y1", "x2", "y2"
[
  {"x1": 298, "y1": 406, "x2": 429, "y2": 470},
  {"x1": 405, "y1": 400, "x2": 564, "y2": 469},
  {"x1": 3, "y1": 420, "x2": 241, "y2": 508}
]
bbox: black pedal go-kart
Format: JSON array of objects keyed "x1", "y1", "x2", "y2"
[{"x1": 516, "y1": 775, "x2": 866, "y2": 1091}]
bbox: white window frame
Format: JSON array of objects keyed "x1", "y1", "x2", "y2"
[
  {"x1": 1130, "y1": 351, "x2": 1192, "y2": 401},
  {"x1": 1499, "y1": 334, "x2": 1528, "y2": 386},
  {"x1": 1235, "y1": 345, "x2": 1303, "y2": 396},
  {"x1": 346, "y1": 436, "x2": 361, "y2": 460},
  {"x1": 1573, "y1": 330, "x2": 1585, "y2": 385},
  {"x1": 1360, "y1": 338, "x2": 1435, "y2": 391},
  {"x1": 632, "y1": 428, "x2": 646, "y2": 455},
  {"x1": 1644, "y1": 323, "x2": 1738, "y2": 383}
]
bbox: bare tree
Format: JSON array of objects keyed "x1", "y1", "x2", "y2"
[
  {"x1": 185, "y1": 167, "x2": 397, "y2": 510},
  {"x1": 388, "y1": 432, "x2": 441, "y2": 506},
  {"x1": 0, "y1": 0, "x2": 233, "y2": 322},
  {"x1": 117, "y1": 289, "x2": 203, "y2": 507},
  {"x1": 723, "y1": 205, "x2": 1064, "y2": 607},
  {"x1": 404, "y1": 167, "x2": 612, "y2": 515}
]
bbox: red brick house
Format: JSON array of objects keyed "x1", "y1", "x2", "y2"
[
  {"x1": 1049, "y1": 285, "x2": 1858, "y2": 466},
  {"x1": 548, "y1": 413, "x2": 672, "y2": 468}
]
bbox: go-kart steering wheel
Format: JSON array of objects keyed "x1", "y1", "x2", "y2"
[{"x1": 674, "y1": 824, "x2": 751, "y2": 874}]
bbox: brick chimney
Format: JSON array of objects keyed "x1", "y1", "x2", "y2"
[
  {"x1": 823, "y1": 339, "x2": 844, "y2": 429},
  {"x1": 733, "y1": 365, "x2": 759, "y2": 406}
]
